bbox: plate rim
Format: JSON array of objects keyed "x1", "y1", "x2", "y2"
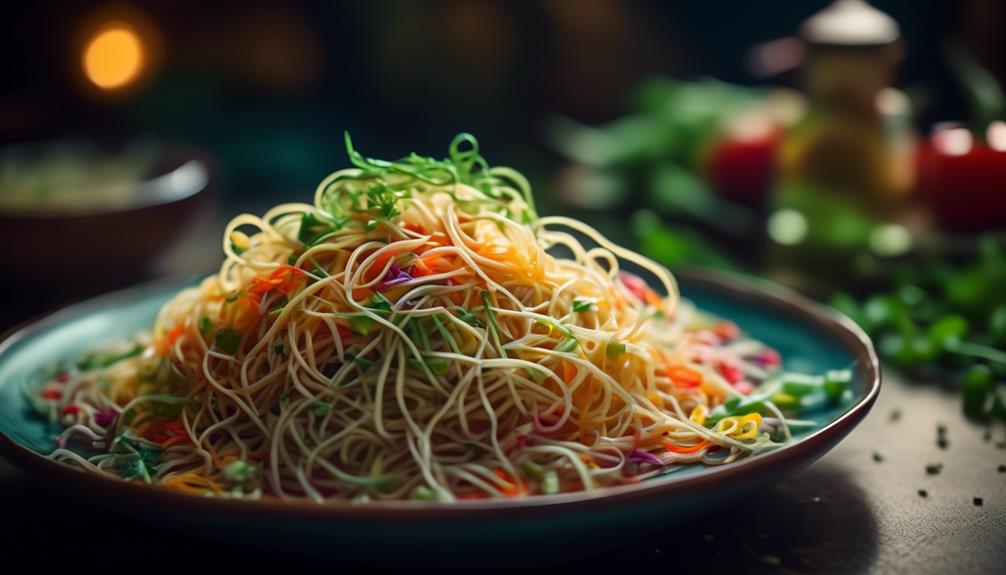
[{"x1": 0, "y1": 268, "x2": 881, "y2": 522}]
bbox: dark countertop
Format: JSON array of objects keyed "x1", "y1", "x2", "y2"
[{"x1": 1, "y1": 212, "x2": 1003, "y2": 574}]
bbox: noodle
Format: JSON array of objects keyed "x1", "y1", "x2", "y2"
[{"x1": 33, "y1": 134, "x2": 850, "y2": 502}]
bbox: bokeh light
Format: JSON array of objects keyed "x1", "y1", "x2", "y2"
[
  {"x1": 767, "y1": 209, "x2": 809, "y2": 246},
  {"x1": 82, "y1": 23, "x2": 145, "y2": 90}
]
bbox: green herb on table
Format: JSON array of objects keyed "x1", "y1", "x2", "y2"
[
  {"x1": 926, "y1": 463, "x2": 943, "y2": 476},
  {"x1": 918, "y1": 489, "x2": 928, "y2": 498},
  {"x1": 831, "y1": 236, "x2": 1006, "y2": 422}
]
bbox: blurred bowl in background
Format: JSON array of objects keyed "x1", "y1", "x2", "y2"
[{"x1": 0, "y1": 139, "x2": 212, "y2": 288}]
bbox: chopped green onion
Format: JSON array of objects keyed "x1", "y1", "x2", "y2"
[
  {"x1": 780, "y1": 373, "x2": 825, "y2": 397},
  {"x1": 606, "y1": 340, "x2": 626, "y2": 359},
  {"x1": 367, "y1": 293, "x2": 392, "y2": 312},
  {"x1": 349, "y1": 315, "x2": 375, "y2": 335},
  {"x1": 411, "y1": 486, "x2": 436, "y2": 501},
  {"x1": 526, "y1": 367, "x2": 545, "y2": 384},
  {"x1": 572, "y1": 299, "x2": 594, "y2": 313},
  {"x1": 214, "y1": 329, "x2": 242, "y2": 355},
  {"x1": 431, "y1": 314, "x2": 460, "y2": 354},
  {"x1": 481, "y1": 291, "x2": 507, "y2": 359},
  {"x1": 823, "y1": 369, "x2": 853, "y2": 404},
  {"x1": 98, "y1": 344, "x2": 144, "y2": 368},
  {"x1": 522, "y1": 461, "x2": 544, "y2": 481},
  {"x1": 534, "y1": 317, "x2": 573, "y2": 337},
  {"x1": 463, "y1": 442, "x2": 486, "y2": 455},
  {"x1": 224, "y1": 460, "x2": 255, "y2": 482},
  {"x1": 555, "y1": 335, "x2": 579, "y2": 354},
  {"x1": 455, "y1": 307, "x2": 484, "y2": 328},
  {"x1": 311, "y1": 403, "x2": 331, "y2": 417},
  {"x1": 542, "y1": 470, "x2": 560, "y2": 494},
  {"x1": 407, "y1": 355, "x2": 449, "y2": 376}
]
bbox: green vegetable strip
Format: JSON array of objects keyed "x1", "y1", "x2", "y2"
[{"x1": 481, "y1": 291, "x2": 507, "y2": 359}]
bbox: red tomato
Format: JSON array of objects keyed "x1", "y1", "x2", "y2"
[
  {"x1": 919, "y1": 124, "x2": 1006, "y2": 233},
  {"x1": 705, "y1": 123, "x2": 783, "y2": 208}
]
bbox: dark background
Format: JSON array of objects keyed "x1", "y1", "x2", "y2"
[{"x1": 3, "y1": 0, "x2": 1001, "y2": 200}]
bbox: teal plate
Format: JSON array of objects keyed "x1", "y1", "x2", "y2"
[{"x1": 0, "y1": 269, "x2": 879, "y2": 564}]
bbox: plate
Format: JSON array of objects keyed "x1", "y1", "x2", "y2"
[{"x1": 0, "y1": 269, "x2": 879, "y2": 564}]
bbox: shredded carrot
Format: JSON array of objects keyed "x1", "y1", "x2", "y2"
[
  {"x1": 363, "y1": 251, "x2": 397, "y2": 283},
  {"x1": 562, "y1": 360, "x2": 577, "y2": 384},
  {"x1": 162, "y1": 472, "x2": 223, "y2": 495},
  {"x1": 403, "y1": 222, "x2": 427, "y2": 235},
  {"x1": 493, "y1": 469, "x2": 522, "y2": 496},
  {"x1": 167, "y1": 323, "x2": 187, "y2": 345},
  {"x1": 664, "y1": 366, "x2": 703, "y2": 388},
  {"x1": 663, "y1": 439, "x2": 711, "y2": 454},
  {"x1": 249, "y1": 265, "x2": 305, "y2": 297}
]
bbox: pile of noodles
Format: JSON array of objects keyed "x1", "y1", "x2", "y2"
[{"x1": 44, "y1": 134, "x2": 790, "y2": 502}]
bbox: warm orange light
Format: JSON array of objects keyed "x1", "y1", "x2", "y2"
[{"x1": 82, "y1": 24, "x2": 144, "y2": 90}]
